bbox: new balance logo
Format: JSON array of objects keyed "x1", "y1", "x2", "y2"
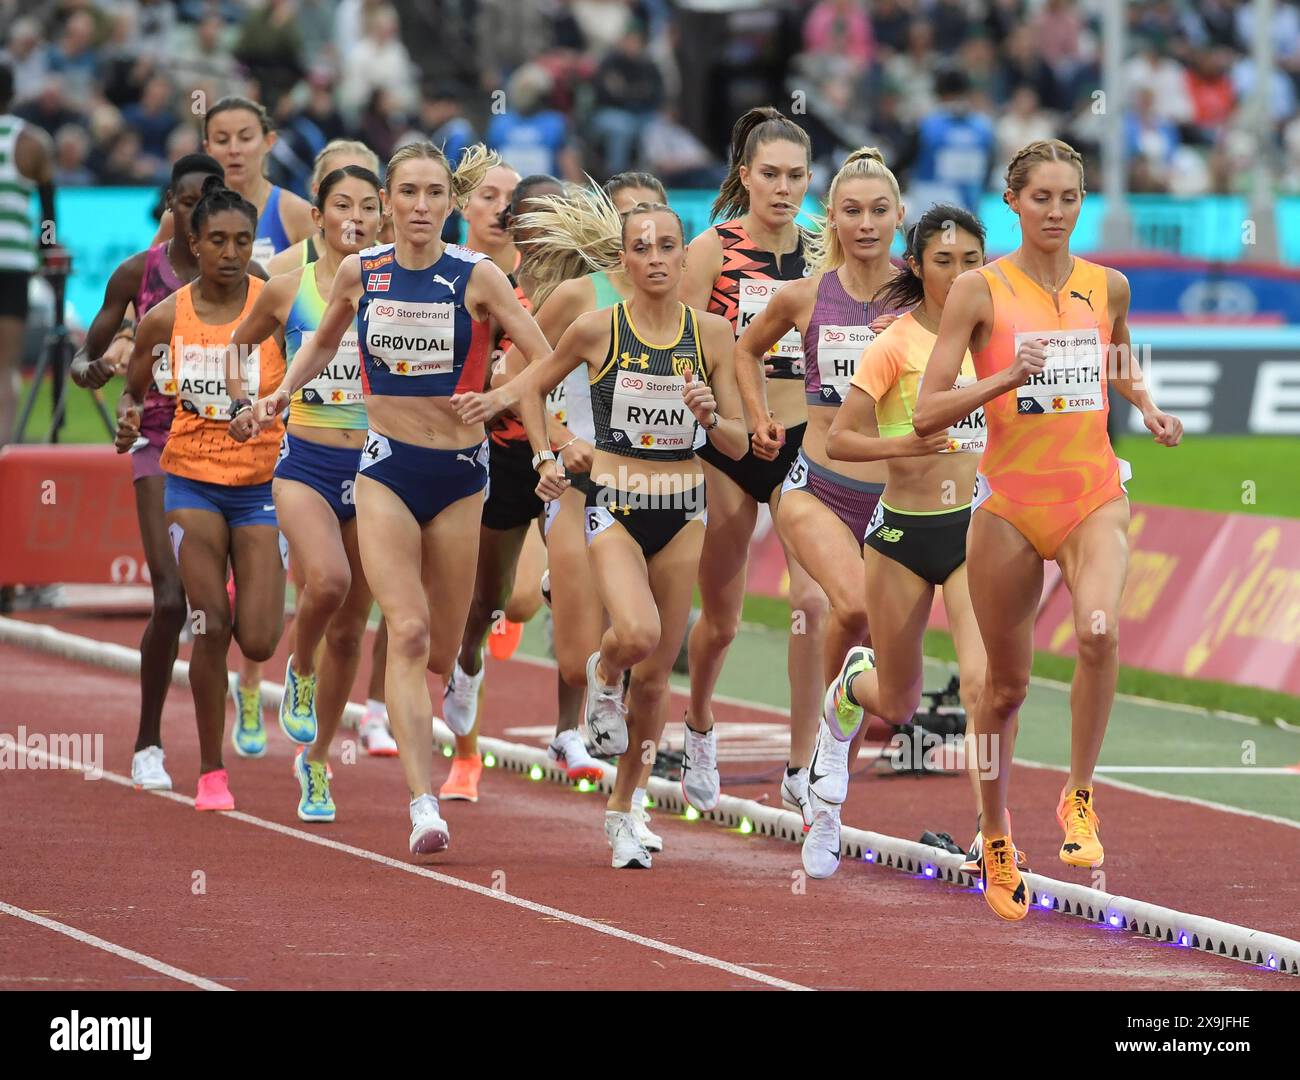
[{"x1": 875, "y1": 527, "x2": 904, "y2": 543}]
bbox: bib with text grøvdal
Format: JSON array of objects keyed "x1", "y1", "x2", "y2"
[
  {"x1": 365, "y1": 300, "x2": 455, "y2": 376},
  {"x1": 1014, "y1": 328, "x2": 1103, "y2": 415}
]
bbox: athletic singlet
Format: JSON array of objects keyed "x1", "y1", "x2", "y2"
[
  {"x1": 553, "y1": 270, "x2": 621, "y2": 444},
  {"x1": 356, "y1": 242, "x2": 490, "y2": 399},
  {"x1": 285, "y1": 261, "x2": 367, "y2": 429},
  {"x1": 136, "y1": 242, "x2": 186, "y2": 400},
  {"x1": 488, "y1": 272, "x2": 532, "y2": 447},
  {"x1": 302, "y1": 235, "x2": 319, "y2": 266},
  {"x1": 590, "y1": 301, "x2": 708, "y2": 462},
  {"x1": 853, "y1": 311, "x2": 985, "y2": 453},
  {"x1": 160, "y1": 278, "x2": 285, "y2": 486},
  {"x1": 971, "y1": 256, "x2": 1117, "y2": 503},
  {"x1": 252, "y1": 185, "x2": 291, "y2": 266},
  {"x1": 709, "y1": 220, "x2": 807, "y2": 380},
  {"x1": 803, "y1": 269, "x2": 898, "y2": 406}
]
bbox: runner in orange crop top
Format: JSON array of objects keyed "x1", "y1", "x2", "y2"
[
  {"x1": 913, "y1": 140, "x2": 1183, "y2": 921},
  {"x1": 119, "y1": 178, "x2": 288, "y2": 815}
]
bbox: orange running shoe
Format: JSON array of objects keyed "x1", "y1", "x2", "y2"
[
  {"x1": 980, "y1": 834, "x2": 1030, "y2": 921},
  {"x1": 487, "y1": 617, "x2": 524, "y2": 661},
  {"x1": 439, "y1": 753, "x2": 483, "y2": 802},
  {"x1": 1057, "y1": 784, "x2": 1104, "y2": 867}
]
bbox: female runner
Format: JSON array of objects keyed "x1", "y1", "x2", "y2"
[
  {"x1": 117, "y1": 177, "x2": 287, "y2": 811},
  {"x1": 228, "y1": 165, "x2": 385, "y2": 820},
  {"x1": 250, "y1": 142, "x2": 550, "y2": 857},
  {"x1": 453, "y1": 203, "x2": 748, "y2": 868},
  {"x1": 913, "y1": 140, "x2": 1182, "y2": 919}
]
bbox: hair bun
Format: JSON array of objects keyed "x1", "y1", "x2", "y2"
[
  {"x1": 846, "y1": 146, "x2": 886, "y2": 166},
  {"x1": 199, "y1": 174, "x2": 225, "y2": 195}
]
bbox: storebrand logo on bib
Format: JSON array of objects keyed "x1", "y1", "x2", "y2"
[{"x1": 50, "y1": 1012, "x2": 151, "y2": 1060}]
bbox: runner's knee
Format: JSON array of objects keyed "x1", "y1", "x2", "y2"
[
  {"x1": 1074, "y1": 620, "x2": 1119, "y2": 667},
  {"x1": 876, "y1": 683, "x2": 922, "y2": 728},
  {"x1": 305, "y1": 565, "x2": 351, "y2": 612},
  {"x1": 692, "y1": 604, "x2": 739, "y2": 653},
  {"x1": 387, "y1": 614, "x2": 431, "y2": 662},
  {"x1": 324, "y1": 615, "x2": 366, "y2": 661},
  {"x1": 617, "y1": 616, "x2": 661, "y2": 665},
  {"x1": 981, "y1": 676, "x2": 1028, "y2": 720}
]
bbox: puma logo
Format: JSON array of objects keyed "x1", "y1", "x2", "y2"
[
  {"x1": 433, "y1": 273, "x2": 460, "y2": 292},
  {"x1": 1063, "y1": 842, "x2": 1082, "y2": 853},
  {"x1": 1012, "y1": 881, "x2": 1027, "y2": 904},
  {"x1": 1069, "y1": 289, "x2": 1093, "y2": 311}
]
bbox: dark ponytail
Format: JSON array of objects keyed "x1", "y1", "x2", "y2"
[
  {"x1": 711, "y1": 106, "x2": 812, "y2": 223},
  {"x1": 874, "y1": 203, "x2": 986, "y2": 312},
  {"x1": 190, "y1": 175, "x2": 258, "y2": 236}
]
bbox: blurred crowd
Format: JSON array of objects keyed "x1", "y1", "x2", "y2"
[{"x1": 2, "y1": 0, "x2": 1299, "y2": 204}]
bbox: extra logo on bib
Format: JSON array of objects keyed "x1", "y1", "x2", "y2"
[
  {"x1": 366, "y1": 301, "x2": 455, "y2": 376},
  {"x1": 1014, "y1": 328, "x2": 1103, "y2": 415},
  {"x1": 738, "y1": 278, "x2": 802, "y2": 377},
  {"x1": 300, "y1": 329, "x2": 363, "y2": 405},
  {"x1": 546, "y1": 381, "x2": 567, "y2": 423},
  {"x1": 611, "y1": 367, "x2": 693, "y2": 451},
  {"x1": 943, "y1": 374, "x2": 987, "y2": 453},
  {"x1": 152, "y1": 348, "x2": 177, "y2": 397},
  {"x1": 817, "y1": 325, "x2": 874, "y2": 404},
  {"x1": 176, "y1": 343, "x2": 259, "y2": 419}
]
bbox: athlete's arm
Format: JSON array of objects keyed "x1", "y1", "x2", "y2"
[
  {"x1": 254, "y1": 255, "x2": 361, "y2": 423},
  {"x1": 117, "y1": 298, "x2": 174, "y2": 452},
  {"x1": 267, "y1": 241, "x2": 304, "y2": 277},
  {"x1": 15, "y1": 125, "x2": 55, "y2": 250},
  {"x1": 736, "y1": 277, "x2": 813, "y2": 458},
  {"x1": 1104, "y1": 268, "x2": 1182, "y2": 447},
  {"x1": 527, "y1": 278, "x2": 596, "y2": 464},
  {"x1": 228, "y1": 271, "x2": 297, "y2": 434},
  {"x1": 681, "y1": 227, "x2": 721, "y2": 311},
  {"x1": 692, "y1": 311, "x2": 749, "y2": 459},
  {"x1": 827, "y1": 385, "x2": 947, "y2": 461},
  {"x1": 913, "y1": 271, "x2": 1024, "y2": 435},
  {"x1": 72, "y1": 252, "x2": 147, "y2": 389}
]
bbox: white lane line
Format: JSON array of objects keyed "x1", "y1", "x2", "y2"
[
  {"x1": 0, "y1": 901, "x2": 231, "y2": 992},
  {"x1": 4, "y1": 737, "x2": 812, "y2": 992},
  {"x1": 1095, "y1": 766, "x2": 1300, "y2": 776}
]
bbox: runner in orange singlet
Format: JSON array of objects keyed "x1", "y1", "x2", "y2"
[{"x1": 914, "y1": 140, "x2": 1183, "y2": 920}]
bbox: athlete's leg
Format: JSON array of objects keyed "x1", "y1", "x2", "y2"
[
  {"x1": 587, "y1": 524, "x2": 658, "y2": 684},
  {"x1": 0, "y1": 314, "x2": 23, "y2": 445},
  {"x1": 133, "y1": 474, "x2": 187, "y2": 751},
  {"x1": 686, "y1": 461, "x2": 756, "y2": 732},
  {"x1": 228, "y1": 524, "x2": 287, "y2": 663},
  {"x1": 547, "y1": 488, "x2": 603, "y2": 733},
  {"x1": 423, "y1": 495, "x2": 486, "y2": 714},
  {"x1": 275, "y1": 479, "x2": 350, "y2": 679},
  {"x1": 940, "y1": 563, "x2": 992, "y2": 813},
  {"x1": 368, "y1": 619, "x2": 387, "y2": 702},
  {"x1": 168, "y1": 508, "x2": 235, "y2": 775},
  {"x1": 504, "y1": 520, "x2": 546, "y2": 624},
  {"x1": 964, "y1": 511, "x2": 1043, "y2": 837},
  {"x1": 1054, "y1": 497, "x2": 1130, "y2": 789}
]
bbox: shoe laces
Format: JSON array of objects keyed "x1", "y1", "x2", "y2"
[
  {"x1": 295, "y1": 676, "x2": 316, "y2": 720},
  {"x1": 239, "y1": 690, "x2": 261, "y2": 731},
  {"x1": 1064, "y1": 791, "x2": 1099, "y2": 839},
  {"x1": 451, "y1": 665, "x2": 477, "y2": 703},
  {"x1": 306, "y1": 760, "x2": 329, "y2": 803},
  {"x1": 686, "y1": 726, "x2": 715, "y2": 769},
  {"x1": 595, "y1": 685, "x2": 626, "y2": 719},
  {"x1": 985, "y1": 841, "x2": 1019, "y2": 887}
]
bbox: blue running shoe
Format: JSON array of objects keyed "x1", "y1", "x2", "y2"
[
  {"x1": 278, "y1": 655, "x2": 318, "y2": 745},
  {"x1": 295, "y1": 749, "x2": 336, "y2": 823},
  {"x1": 230, "y1": 674, "x2": 267, "y2": 758}
]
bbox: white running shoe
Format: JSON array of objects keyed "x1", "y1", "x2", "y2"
[
  {"x1": 780, "y1": 765, "x2": 812, "y2": 828},
  {"x1": 131, "y1": 746, "x2": 172, "y2": 791},
  {"x1": 681, "y1": 721, "x2": 720, "y2": 811},
  {"x1": 442, "y1": 661, "x2": 483, "y2": 737},
  {"x1": 359, "y1": 715, "x2": 399, "y2": 756},
  {"x1": 802, "y1": 804, "x2": 842, "y2": 879},
  {"x1": 409, "y1": 794, "x2": 450, "y2": 856},
  {"x1": 540, "y1": 568, "x2": 551, "y2": 608},
  {"x1": 548, "y1": 728, "x2": 605, "y2": 782},
  {"x1": 632, "y1": 802, "x2": 663, "y2": 853},
  {"x1": 604, "y1": 810, "x2": 651, "y2": 869},
  {"x1": 808, "y1": 715, "x2": 852, "y2": 806},
  {"x1": 584, "y1": 652, "x2": 628, "y2": 756}
]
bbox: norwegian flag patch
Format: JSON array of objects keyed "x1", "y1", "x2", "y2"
[{"x1": 367, "y1": 272, "x2": 391, "y2": 292}]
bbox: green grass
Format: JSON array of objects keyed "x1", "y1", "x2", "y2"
[
  {"x1": 16, "y1": 375, "x2": 119, "y2": 445},
  {"x1": 1114, "y1": 435, "x2": 1300, "y2": 519}
]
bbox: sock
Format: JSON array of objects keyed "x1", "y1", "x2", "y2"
[
  {"x1": 786, "y1": 765, "x2": 801, "y2": 777},
  {"x1": 843, "y1": 673, "x2": 861, "y2": 708},
  {"x1": 365, "y1": 698, "x2": 385, "y2": 721},
  {"x1": 633, "y1": 787, "x2": 647, "y2": 810}
]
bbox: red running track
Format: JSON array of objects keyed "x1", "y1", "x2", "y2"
[{"x1": 1, "y1": 627, "x2": 1296, "y2": 990}]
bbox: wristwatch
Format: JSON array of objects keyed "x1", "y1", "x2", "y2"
[
  {"x1": 228, "y1": 398, "x2": 252, "y2": 419},
  {"x1": 531, "y1": 449, "x2": 556, "y2": 471}
]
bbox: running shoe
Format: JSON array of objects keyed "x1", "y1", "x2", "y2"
[
  {"x1": 980, "y1": 833, "x2": 1030, "y2": 920},
  {"x1": 131, "y1": 746, "x2": 172, "y2": 791},
  {"x1": 802, "y1": 804, "x2": 842, "y2": 879},
  {"x1": 808, "y1": 716, "x2": 852, "y2": 806},
  {"x1": 439, "y1": 753, "x2": 483, "y2": 802},
  {"x1": 961, "y1": 825, "x2": 1029, "y2": 875},
  {"x1": 487, "y1": 616, "x2": 524, "y2": 661},
  {"x1": 548, "y1": 728, "x2": 605, "y2": 782},
  {"x1": 409, "y1": 794, "x2": 450, "y2": 856},
  {"x1": 540, "y1": 568, "x2": 551, "y2": 607},
  {"x1": 278, "y1": 654, "x2": 318, "y2": 745},
  {"x1": 195, "y1": 768, "x2": 234, "y2": 812},
  {"x1": 681, "y1": 721, "x2": 720, "y2": 811},
  {"x1": 632, "y1": 801, "x2": 663, "y2": 853},
  {"x1": 292, "y1": 747, "x2": 333, "y2": 780},
  {"x1": 584, "y1": 652, "x2": 628, "y2": 756},
  {"x1": 359, "y1": 715, "x2": 399, "y2": 756},
  {"x1": 1056, "y1": 784, "x2": 1104, "y2": 868},
  {"x1": 780, "y1": 765, "x2": 812, "y2": 828},
  {"x1": 442, "y1": 661, "x2": 483, "y2": 736},
  {"x1": 230, "y1": 674, "x2": 267, "y2": 758},
  {"x1": 295, "y1": 751, "x2": 336, "y2": 823},
  {"x1": 824, "y1": 645, "x2": 874, "y2": 741},
  {"x1": 604, "y1": 810, "x2": 651, "y2": 869}
]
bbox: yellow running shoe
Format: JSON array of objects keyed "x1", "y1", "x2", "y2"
[
  {"x1": 439, "y1": 753, "x2": 483, "y2": 802},
  {"x1": 1057, "y1": 785, "x2": 1104, "y2": 868},
  {"x1": 980, "y1": 834, "x2": 1030, "y2": 921}
]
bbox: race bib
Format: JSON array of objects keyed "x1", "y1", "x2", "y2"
[
  {"x1": 610, "y1": 370, "x2": 694, "y2": 451},
  {"x1": 943, "y1": 375, "x2": 987, "y2": 453},
  {"x1": 738, "y1": 278, "x2": 802, "y2": 377},
  {"x1": 251, "y1": 237, "x2": 276, "y2": 268},
  {"x1": 366, "y1": 300, "x2": 455, "y2": 376},
  {"x1": 545, "y1": 380, "x2": 567, "y2": 423},
  {"x1": 176, "y1": 343, "x2": 259, "y2": 419},
  {"x1": 357, "y1": 430, "x2": 392, "y2": 471},
  {"x1": 300, "y1": 329, "x2": 364, "y2": 405},
  {"x1": 1014, "y1": 328, "x2": 1103, "y2": 415},
  {"x1": 152, "y1": 347, "x2": 177, "y2": 397},
  {"x1": 816, "y1": 324, "x2": 875, "y2": 404}
]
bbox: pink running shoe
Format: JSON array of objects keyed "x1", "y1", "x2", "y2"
[{"x1": 195, "y1": 768, "x2": 235, "y2": 811}]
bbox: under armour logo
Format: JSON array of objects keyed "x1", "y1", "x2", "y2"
[
  {"x1": 1069, "y1": 289, "x2": 1093, "y2": 311},
  {"x1": 620, "y1": 352, "x2": 650, "y2": 369},
  {"x1": 434, "y1": 273, "x2": 461, "y2": 292}
]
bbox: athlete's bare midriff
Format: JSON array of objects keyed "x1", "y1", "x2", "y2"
[{"x1": 366, "y1": 395, "x2": 485, "y2": 449}]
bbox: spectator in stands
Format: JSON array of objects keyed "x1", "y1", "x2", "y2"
[
  {"x1": 640, "y1": 103, "x2": 724, "y2": 188},
  {"x1": 885, "y1": 20, "x2": 939, "y2": 123},
  {"x1": 52, "y1": 123, "x2": 94, "y2": 186},
  {"x1": 802, "y1": 0, "x2": 874, "y2": 73},
  {"x1": 930, "y1": 0, "x2": 972, "y2": 57},
  {"x1": 589, "y1": 23, "x2": 664, "y2": 175},
  {"x1": 1125, "y1": 85, "x2": 1180, "y2": 192},
  {"x1": 1184, "y1": 0, "x2": 1242, "y2": 52},
  {"x1": 45, "y1": 9, "x2": 100, "y2": 102},
  {"x1": 900, "y1": 67, "x2": 994, "y2": 217},
  {"x1": 1129, "y1": 35, "x2": 1193, "y2": 127},
  {"x1": 486, "y1": 62, "x2": 580, "y2": 181},
  {"x1": 868, "y1": 0, "x2": 912, "y2": 56},
  {"x1": 121, "y1": 74, "x2": 177, "y2": 164},
  {"x1": 1185, "y1": 47, "x2": 1236, "y2": 143},
  {"x1": 1030, "y1": 0, "x2": 1087, "y2": 112},
  {"x1": 956, "y1": 34, "x2": 999, "y2": 109},
  {"x1": 15, "y1": 76, "x2": 84, "y2": 141},
  {"x1": 995, "y1": 86, "x2": 1055, "y2": 181},
  {"x1": 167, "y1": 14, "x2": 243, "y2": 103},
  {"x1": 997, "y1": 24, "x2": 1058, "y2": 112},
  {"x1": 98, "y1": 127, "x2": 157, "y2": 184},
  {"x1": 1232, "y1": 49, "x2": 1298, "y2": 127},
  {"x1": 571, "y1": 0, "x2": 636, "y2": 55},
  {"x1": 234, "y1": 0, "x2": 304, "y2": 110},
  {"x1": 358, "y1": 86, "x2": 408, "y2": 164},
  {"x1": 338, "y1": 3, "x2": 417, "y2": 119},
  {"x1": 3, "y1": 18, "x2": 49, "y2": 103},
  {"x1": 134, "y1": 0, "x2": 177, "y2": 65},
  {"x1": 406, "y1": 81, "x2": 477, "y2": 166}
]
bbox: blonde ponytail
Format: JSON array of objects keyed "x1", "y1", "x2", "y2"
[{"x1": 515, "y1": 183, "x2": 625, "y2": 308}]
